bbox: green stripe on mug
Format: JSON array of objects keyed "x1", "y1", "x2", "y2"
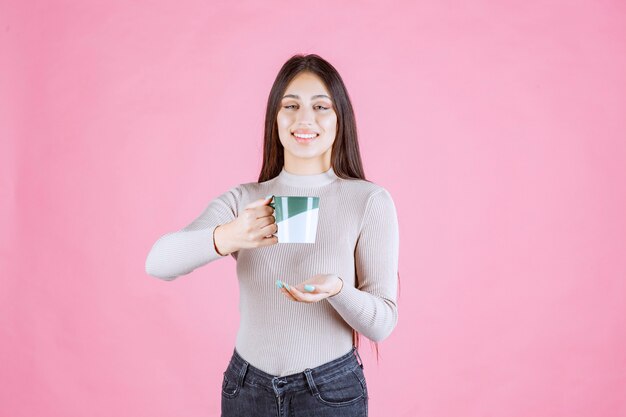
[{"x1": 269, "y1": 196, "x2": 320, "y2": 243}]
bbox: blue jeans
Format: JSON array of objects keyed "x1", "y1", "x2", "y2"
[{"x1": 221, "y1": 346, "x2": 368, "y2": 417}]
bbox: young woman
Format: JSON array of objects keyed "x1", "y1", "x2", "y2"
[{"x1": 145, "y1": 53, "x2": 400, "y2": 417}]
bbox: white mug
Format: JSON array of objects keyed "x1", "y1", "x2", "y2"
[{"x1": 268, "y1": 195, "x2": 320, "y2": 243}]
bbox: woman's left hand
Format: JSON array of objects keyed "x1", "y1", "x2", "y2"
[{"x1": 278, "y1": 273, "x2": 343, "y2": 303}]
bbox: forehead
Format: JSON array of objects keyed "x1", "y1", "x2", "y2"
[{"x1": 283, "y1": 72, "x2": 331, "y2": 100}]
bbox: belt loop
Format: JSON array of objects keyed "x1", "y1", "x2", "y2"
[
  {"x1": 303, "y1": 369, "x2": 319, "y2": 396},
  {"x1": 238, "y1": 361, "x2": 249, "y2": 387},
  {"x1": 354, "y1": 347, "x2": 364, "y2": 368}
]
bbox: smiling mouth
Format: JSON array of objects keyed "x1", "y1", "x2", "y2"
[{"x1": 292, "y1": 132, "x2": 319, "y2": 143}]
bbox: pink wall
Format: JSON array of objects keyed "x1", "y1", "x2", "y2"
[{"x1": 2, "y1": 1, "x2": 625, "y2": 416}]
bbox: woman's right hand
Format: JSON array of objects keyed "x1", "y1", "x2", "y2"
[{"x1": 213, "y1": 195, "x2": 278, "y2": 255}]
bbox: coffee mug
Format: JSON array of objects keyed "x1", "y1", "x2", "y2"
[{"x1": 268, "y1": 196, "x2": 320, "y2": 243}]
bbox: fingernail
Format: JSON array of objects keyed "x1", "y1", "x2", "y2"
[
  {"x1": 304, "y1": 285, "x2": 315, "y2": 292},
  {"x1": 276, "y1": 280, "x2": 283, "y2": 288},
  {"x1": 284, "y1": 282, "x2": 290, "y2": 290},
  {"x1": 265, "y1": 194, "x2": 273, "y2": 200}
]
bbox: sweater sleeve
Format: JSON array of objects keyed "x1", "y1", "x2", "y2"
[
  {"x1": 327, "y1": 188, "x2": 400, "y2": 342},
  {"x1": 145, "y1": 184, "x2": 242, "y2": 281}
]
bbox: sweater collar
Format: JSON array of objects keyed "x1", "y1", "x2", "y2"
[{"x1": 276, "y1": 166, "x2": 338, "y2": 187}]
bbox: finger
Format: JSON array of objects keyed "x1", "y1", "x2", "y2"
[
  {"x1": 259, "y1": 205, "x2": 276, "y2": 217},
  {"x1": 258, "y1": 235, "x2": 278, "y2": 246},
  {"x1": 294, "y1": 284, "x2": 316, "y2": 293},
  {"x1": 259, "y1": 221, "x2": 278, "y2": 237},
  {"x1": 249, "y1": 206, "x2": 275, "y2": 225},
  {"x1": 277, "y1": 280, "x2": 297, "y2": 299},
  {"x1": 281, "y1": 282, "x2": 301, "y2": 301},
  {"x1": 304, "y1": 279, "x2": 337, "y2": 294},
  {"x1": 280, "y1": 287, "x2": 298, "y2": 301},
  {"x1": 288, "y1": 286, "x2": 328, "y2": 303},
  {"x1": 253, "y1": 208, "x2": 275, "y2": 223},
  {"x1": 252, "y1": 215, "x2": 276, "y2": 235},
  {"x1": 245, "y1": 195, "x2": 273, "y2": 210},
  {"x1": 256, "y1": 229, "x2": 278, "y2": 246}
]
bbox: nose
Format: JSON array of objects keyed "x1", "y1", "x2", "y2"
[{"x1": 295, "y1": 106, "x2": 316, "y2": 124}]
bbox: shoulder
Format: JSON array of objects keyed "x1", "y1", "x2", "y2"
[
  {"x1": 220, "y1": 181, "x2": 261, "y2": 197},
  {"x1": 234, "y1": 180, "x2": 266, "y2": 199},
  {"x1": 223, "y1": 180, "x2": 270, "y2": 210},
  {"x1": 344, "y1": 181, "x2": 399, "y2": 237},
  {"x1": 331, "y1": 178, "x2": 398, "y2": 235},
  {"x1": 335, "y1": 177, "x2": 396, "y2": 207}
]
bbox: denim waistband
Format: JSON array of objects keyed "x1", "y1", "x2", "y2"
[{"x1": 224, "y1": 346, "x2": 363, "y2": 396}]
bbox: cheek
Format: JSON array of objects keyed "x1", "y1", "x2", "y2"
[
  {"x1": 319, "y1": 114, "x2": 338, "y2": 132},
  {"x1": 276, "y1": 111, "x2": 293, "y2": 127}
]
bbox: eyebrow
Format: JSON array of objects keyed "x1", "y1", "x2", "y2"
[{"x1": 282, "y1": 94, "x2": 331, "y2": 100}]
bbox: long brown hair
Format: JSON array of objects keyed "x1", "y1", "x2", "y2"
[{"x1": 257, "y1": 53, "x2": 401, "y2": 363}]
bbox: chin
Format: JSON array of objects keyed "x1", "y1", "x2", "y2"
[{"x1": 288, "y1": 151, "x2": 320, "y2": 159}]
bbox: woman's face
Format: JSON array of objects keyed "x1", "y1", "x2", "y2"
[{"x1": 277, "y1": 72, "x2": 337, "y2": 168}]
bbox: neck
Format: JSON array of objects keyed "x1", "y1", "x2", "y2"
[{"x1": 276, "y1": 166, "x2": 338, "y2": 187}]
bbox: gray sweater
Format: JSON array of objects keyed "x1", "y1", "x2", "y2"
[{"x1": 145, "y1": 166, "x2": 400, "y2": 376}]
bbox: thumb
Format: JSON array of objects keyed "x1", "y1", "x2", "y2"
[{"x1": 245, "y1": 194, "x2": 273, "y2": 209}]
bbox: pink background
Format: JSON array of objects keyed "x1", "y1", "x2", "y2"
[{"x1": 2, "y1": 1, "x2": 625, "y2": 416}]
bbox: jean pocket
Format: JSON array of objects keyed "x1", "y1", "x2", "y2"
[
  {"x1": 314, "y1": 367, "x2": 366, "y2": 407},
  {"x1": 351, "y1": 365, "x2": 368, "y2": 397},
  {"x1": 221, "y1": 371, "x2": 241, "y2": 399}
]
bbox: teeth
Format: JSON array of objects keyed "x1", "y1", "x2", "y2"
[{"x1": 293, "y1": 133, "x2": 318, "y2": 139}]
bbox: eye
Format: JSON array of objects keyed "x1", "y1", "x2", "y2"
[{"x1": 282, "y1": 104, "x2": 330, "y2": 110}]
